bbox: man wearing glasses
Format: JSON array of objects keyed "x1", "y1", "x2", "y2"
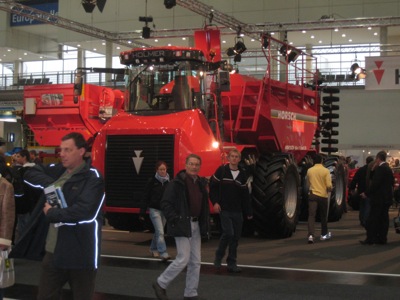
[{"x1": 153, "y1": 154, "x2": 210, "y2": 300}]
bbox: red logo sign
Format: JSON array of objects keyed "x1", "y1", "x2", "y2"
[{"x1": 373, "y1": 61, "x2": 385, "y2": 84}]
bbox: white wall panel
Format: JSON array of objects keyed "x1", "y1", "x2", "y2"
[{"x1": 337, "y1": 88, "x2": 400, "y2": 149}]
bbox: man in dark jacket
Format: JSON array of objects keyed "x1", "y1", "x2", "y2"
[
  {"x1": 153, "y1": 154, "x2": 209, "y2": 300},
  {"x1": 12, "y1": 149, "x2": 39, "y2": 243},
  {"x1": 349, "y1": 155, "x2": 374, "y2": 227},
  {"x1": 23, "y1": 132, "x2": 105, "y2": 300},
  {"x1": 360, "y1": 151, "x2": 394, "y2": 245},
  {"x1": 209, "y1": 149, "x2": 252, "y2": 273}
]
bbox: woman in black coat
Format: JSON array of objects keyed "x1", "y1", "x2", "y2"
[{"x1": 140, "y1": 161, "x2": 171, "y2": 261}]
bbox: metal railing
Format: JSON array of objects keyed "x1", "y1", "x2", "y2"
[
  {"x1": 0, "y1": 71, "x2": 125, "y2": 91},
  {"x1": 0, "y1": 63, "x2": 365, "y2": 92}
]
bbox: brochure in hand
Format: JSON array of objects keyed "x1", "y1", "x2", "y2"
[{"x1": 44, "y1": 185, "x2": 68, "y2": 208}]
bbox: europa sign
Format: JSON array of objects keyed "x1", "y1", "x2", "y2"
[
  {"x1": 365, "y1": 56, "x2": 400, "y2": 90},
  {"x1": 10, "y1": 3, "x2": 58, "y2": 27}
]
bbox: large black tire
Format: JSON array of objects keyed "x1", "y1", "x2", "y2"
[
  {"x1": 324, "y1": 157, "x2": 346, "y2": 221},
  {"x1": 251, "y1": 153, "x2": 300, "y2": 238}
]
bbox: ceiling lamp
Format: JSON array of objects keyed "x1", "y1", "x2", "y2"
[
  {"x1": 97, "y1": 0, "x2": 107, "y2": 12},
  {"x1": 280, "y1": 45, "x2": 300, "y2": 63},
  {"x1": 226, "y1": 47, "x2": 235, "y2": 57},
  {"x1": 233, "y1": 38, "x2": 247, "y2": 55},
  {"x1": 82, "y1": 0, "x2": 107, "y2": 13},
  {"x1": 350, "y1": 63, "x2": 367, "y2": 80},
  {"x1": 262, "y1": 34, "x2": 270, "y2": 49},
  {"x1": 142, "y1": 26, "x2": 151, "y2": 39},
  {"x1": 164, "y1": 0, "x2": 176, "y2": 9},
  {"x1": 234, "y1": 54, "x2": 242, "y2": 63},
  {"x1": 139, "y1": 16, "x2": 153, "y2": 39},
  {"x1": 82, "y1": 0, "x2": 95, "y2": 13},
  {"x1": 226, "y1": 37, "x2": 246, "y2": 63}
]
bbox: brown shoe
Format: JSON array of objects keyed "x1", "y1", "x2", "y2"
[{"x1": 152, "y1": 281, "x2": 168, "y2": 300}]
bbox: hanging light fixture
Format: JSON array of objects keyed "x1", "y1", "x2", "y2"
[
  {"x1": 139, "y1": 1, "x2": 153, "y2": 39},
  {"x1": 233, "y1": 38, "x2": 247, "y2": 54},
  {"x1": 280, "y1": 45, "x2": 300, "y2": 63},
  {"x1": 262, "y1": 34, "x2": 270, "y2": 49},
  {"x1": 164, "y1": 0, "x2": 176, "y2": 9},
  {"x1": 82, "y1": 0, "x2": 96, "y2": 13},
  {"x1": 350, "y1": 63, "x2": 367, "y2": 80},
  {"x1": 226, "y1": 36, "x2": 246, "y2": 63},
  {"x1": 350, "y1": 53, "x2": 367, "y2": 80},
  {"x1": 279, "y1": 31, "x2": 299, "y2": 63},
  {"x1": 82, "y1": 0, "x2": 107, "y2": 13}
]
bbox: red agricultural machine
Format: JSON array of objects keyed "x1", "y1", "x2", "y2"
[
  {"x1": 24, "y1": 28, "x2": 346, "y2": 238},
  {"x1": 23, "y1": 81, "x2": 124, "y2": 146}
]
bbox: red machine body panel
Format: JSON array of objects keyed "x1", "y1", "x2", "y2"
[
  {"x1": 91, "y1": 109, "x2": 223, "y2": 214},
  {"x1": 220, "y1": 73, "x2": 318, "y2": 162},
  {"x1": 23, "y1": 83, "x2": 124, "y2": 146}
]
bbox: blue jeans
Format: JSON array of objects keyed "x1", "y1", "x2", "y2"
[
  {"x1": 215, "y1": 210, "x2": 243, "y2": 267},
  {"x1": 149, "y1": 208, "x2": 168, "y2": 256},
  {"x1": 157, "y1": 221, "x2": 201, "y2": 298}
]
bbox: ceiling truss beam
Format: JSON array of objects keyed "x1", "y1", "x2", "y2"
[
  {"x1": 1, "y1": 0, "x2": 400, "y2": 49},
  {"x1": 0, "y1": 0, "x2": 149, "y2": 48}
]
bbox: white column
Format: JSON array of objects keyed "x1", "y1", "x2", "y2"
[
  {"x1": 105, "y1": 41, "x2": 113, "y2": 82},
  {"x1": 380, "y1": 26, "x2": 388, "y2": 56}
]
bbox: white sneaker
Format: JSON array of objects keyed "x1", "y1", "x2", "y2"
[
  {"x1": 308, "y1": 235, "x2": 314, "y2": 244},
  {"x1": 320, "y1": 232, "x2": 332, "y2": 241}
]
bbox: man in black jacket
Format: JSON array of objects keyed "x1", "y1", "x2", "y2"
[
  {"x1": 153, "y1": 154, "x2": 209, "y2": 300},
  {"x1": 23, "y1": 132, "x2": 105, "y2": 300},
  {"x1": 360, "y1": 151, "x2": 394, "y2": 245},
  {"x1": 209, "y1": 149, "x2": 252, "y2": 273},
  {"x1": 349, "y1": 155, "x2": 374, "y2": 227}
]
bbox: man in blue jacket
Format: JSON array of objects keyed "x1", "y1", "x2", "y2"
[{"x1": 24, "y1": 132, "x2": 105, "y2": 300}]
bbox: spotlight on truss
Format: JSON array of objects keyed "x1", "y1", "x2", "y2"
[
  {"x1": 164, "y1": 0, "x2": 176, "y2": 9},
  {"x1": 82, "y1": 0, "x2": 107, "y2": 13}
]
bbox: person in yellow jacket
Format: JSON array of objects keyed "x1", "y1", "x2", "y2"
[{"x1": 306, "y1": 154, "x2": 332, "y2": 244}]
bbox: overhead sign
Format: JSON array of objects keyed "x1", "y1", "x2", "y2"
[
  {"x1": 365, "y1": 56, "x2": 400, "y2": 90},
  {"x1": 10, "y1": 3, "x2": 59, "y2": 27}
]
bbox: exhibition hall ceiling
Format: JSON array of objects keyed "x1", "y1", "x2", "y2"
[{"x1": 1, "y1": 0, "x2": 400, "y2": 63}]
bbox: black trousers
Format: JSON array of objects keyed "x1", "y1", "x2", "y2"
[
  {"x1": 37, "y1": 252, "x2": 97, "y2": 300},
  {"x1": 308, "y1": 193, "x2": 329, "y2": 236},
  {"x1": 215, "y1": 211, "x2": 243, "y2": 267},
  {"x1": 366, "y1": 201, "x2": 391, "y2": 243}
]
